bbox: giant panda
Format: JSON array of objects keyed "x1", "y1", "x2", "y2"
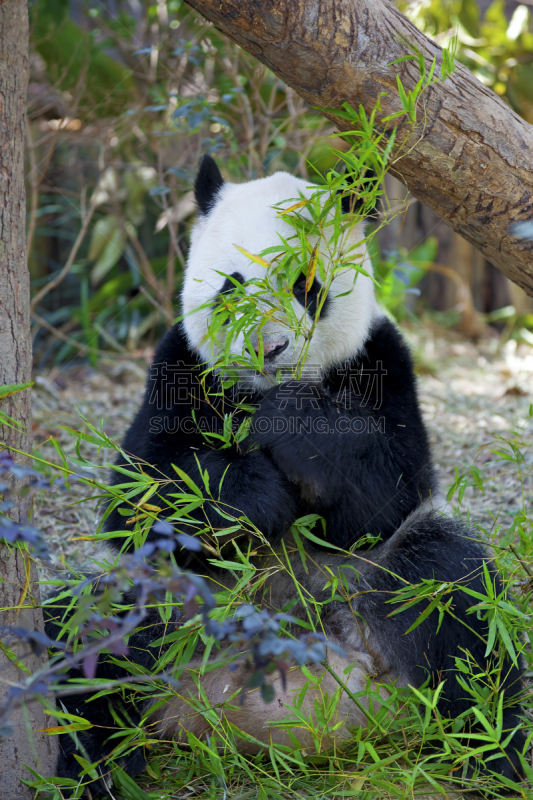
[{"x1": 46, "y1": 155, "x2": 525, "y2": 795}]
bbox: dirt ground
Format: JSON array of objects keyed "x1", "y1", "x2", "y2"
[{"x1": 31, "y1": 322, "x2": 533, "y2": 572}]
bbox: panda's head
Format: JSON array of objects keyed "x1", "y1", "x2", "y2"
[{"x1": 182, "y1": 155, "x2": 380, "y2": 393}]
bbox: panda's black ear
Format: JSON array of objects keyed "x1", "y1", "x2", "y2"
[
  {"x1": 340, "y1": 168, "x2": 379, "y2": 219},
  {"x1": 194, "y1": 155, "x2": 224, "y2": 215}
]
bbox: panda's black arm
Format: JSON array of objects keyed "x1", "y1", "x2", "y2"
[
  {"x1": 252, "y1": 317, "x2": 436, "y2": 548},
  {"x1": 127, "y1": 446, "x2": 298, "y2": 545},
  {"x1": 104, "y1": 323, "x2": 297, "y2": 545}
]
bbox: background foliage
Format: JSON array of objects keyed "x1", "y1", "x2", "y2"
[{"x1": 27, "y1": 0, "x2": 533, "y2": 367}]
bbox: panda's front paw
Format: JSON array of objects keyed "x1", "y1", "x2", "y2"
[
  {"x1": 251, "y1": 382, "x2": 333, "y2": 493},
  {"x1": 252, "y1": 381, "x2": 328, "y2": 444}
]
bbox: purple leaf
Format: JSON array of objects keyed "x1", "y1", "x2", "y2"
[
  {"x1": 153, "y1": 520, "x2": 174, "y2": 536},
  {"x1": 109, "y1": 640, "x2": 129, "y2": 657},
  {"x1": 176, "y1": 533, "x2": 202, "y2": 551},
  {"x1": 83, "y1": 653, "x2": 99, "y2": 680},
  {"x1": 156, "y1": 538, "x2": 176, "y2": 552},
  {"x1": 184, "y1": 598, "x2": 198, "y2": 618},
  {"x1": 184, "y1": 582, "x2": 197, "y2": 603}
]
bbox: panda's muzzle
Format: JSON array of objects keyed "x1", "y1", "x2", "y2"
[{"x1": 253, "y1": 338, "x2": 289, "y2": 361}]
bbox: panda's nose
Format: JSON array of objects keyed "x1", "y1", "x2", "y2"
[{"x1": 254, "y1": 338, "x2": 289, "y2": 361}]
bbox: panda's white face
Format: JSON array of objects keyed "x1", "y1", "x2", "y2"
[{"x1": 182, "y1": 162, "x2": 380, "y2": 393}]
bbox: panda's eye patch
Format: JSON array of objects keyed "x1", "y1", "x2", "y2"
[
  {"x1": 215, "y1": 272, "x2": 246, "y2": 324},
  {"x1": 292, "y1": 274, "x2": 330, "y2": 319},
  {"x1": 219, "y1": 272, "x2": 245, "y2": 295}
]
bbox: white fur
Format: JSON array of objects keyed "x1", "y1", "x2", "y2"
[
  {"x1": 147, "y1": 648, "x2": 381, "y2": 753},
  {"x1": 182, "y1": 172, "x2": 380, "y2": 392}
]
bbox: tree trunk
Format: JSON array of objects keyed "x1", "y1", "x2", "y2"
[
  {"x1": 183, "y1": 0, "x2": 533, "y2": 296},
  {"x1": 0, "y1": 3, "x2": 58, "y2": 796}
]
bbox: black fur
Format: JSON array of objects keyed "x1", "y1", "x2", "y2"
[
  {"x1": 104, "y1": 317, "x2": 434, "y2": 555},
  {"x1": 194, "y1": 153, "x2": 224, "y2": 214},
  {"x1": 292, "y1": 273, "x2": 330, "y2": 318},
  {"x1": 251, "y1": 317, "x2": 435, "y2": 548},
  {"x1": 354, "y1": 514, "x2": 525, "y2": 782},
  {"x1": 265, "y1": 518, "x2": 526, "y2": 783},
  {"x1": 339, "y1": 166, "x2": 379, "y2": 219},
  {"x1": 45, "y1": 517, "x2": 526, "y2": 794},
  {"x1": 219, "y1": 271, "x2": 245, "y2": 296},
  {"x1": 47, "y1": 314, "x2": 525, "y2": 793}
]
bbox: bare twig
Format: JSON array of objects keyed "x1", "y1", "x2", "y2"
[
  {"x1": 138, "y1": 285, "x2": 175, "y2": 323},
  {"x1": 31, "y1": 310, "x2": 109, "y2": 356},
  {"x1": 127, "y1": 229, "x2": 174, "y2": 322},
  {"x1": 31, "y1": 192, "x2": 97, "y2": 313}
]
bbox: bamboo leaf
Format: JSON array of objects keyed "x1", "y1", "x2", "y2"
[
  {"x1": 306, "y1": 242, "x2": 319, "y2": 293},
  {"x1": 233, "y1": 245, "x2": 270, "y2": 267},
  {"x1": 278, "y1": 199, "x2": 309, "y2": 215}
]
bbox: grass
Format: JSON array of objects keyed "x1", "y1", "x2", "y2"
[{"x1": 21, "y1": 400, "x2": 532, "y2": 800}]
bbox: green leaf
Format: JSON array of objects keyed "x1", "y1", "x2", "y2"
[
  {"x1": 112, "y1": 765, "x2": 153, "y2": 799},
  {"x1": 292, "y1": 524, "x2": 346, "y2": 552},
  {"x1": 260, "y1": 683, "x2": 275, "y2": 703},
  {"x1": 495, "y1": 616, "x2": 518, "y2": 666},
  {"x1": 170, "y1": 465, "x2": 203, "y2": 498},
  {"x1": 459, "y1": 0, "x2": 481, "y2": 38},
  {"x1": 0, "y1": 382, "x2": 33, "y2": 399},
  {"x1": 403, "y1": 599, "x2": 439, "y2": 634},
  {"x1": 396, "y1": 75, "x2": 410, "y2": 114},
  {"x1": 90, "y1": 222, "x2": 126, "y2": 285}
]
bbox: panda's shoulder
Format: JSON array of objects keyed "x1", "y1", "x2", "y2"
[
  {"x1": 139, "y1": 322, "x2": 209, "y2": 412},
  {"x1": 151, "y1": 322, "x2": 202, "y2": 370},
  {"x1": 326, "y1": 315, "x2": 414, "y2": 382},
  {"x1": 362, "y1": 315, "x2": 413, "y2": 363}
]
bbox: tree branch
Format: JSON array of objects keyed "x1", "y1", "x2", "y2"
[{"x1": 183, "y1": 0, "x2": 533, "y2": 295}]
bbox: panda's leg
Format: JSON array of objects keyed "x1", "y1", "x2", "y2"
[
  {"x1": 147, "y1": 649, "x2": 381, "y2": 754},
  {"x1": 56, "y1": 730, "x2": 114, "y2": 799},
  {"x1": 226, "y1": 650, "x2": 382, "y2": 753},
  {"x1": 54, "y1": 688, "x2": 147, "y2": 798},
  {"x1": 350, "y1": 510, "x2": 526, "y2": 784}
]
